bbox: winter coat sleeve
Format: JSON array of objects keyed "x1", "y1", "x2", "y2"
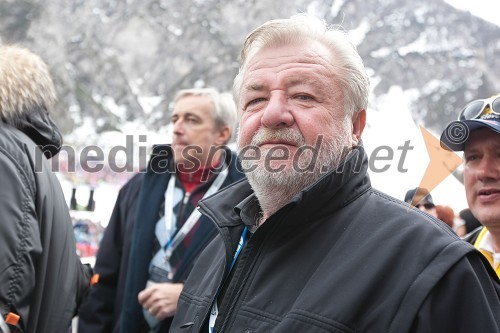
[
  {"x1": 0, "y1": 147, "x2": 41, "y2": 329},
  {"x1": 409, "y1": 251, "x2": 500, "y2": 332},
  {"x1": 77, "y1": 197, "x2": 125, "y2": 333},
  {"x1": 77, "y1": 174, "x2": 141, "y2": 333}
]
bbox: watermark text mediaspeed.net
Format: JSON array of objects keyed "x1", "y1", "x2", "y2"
[
  {"x1": 37, "y1": 135, "x2": 415, "y2": 174},
  {"x1": 37, "y1": 127, "x2": 465, "y2": 196}
]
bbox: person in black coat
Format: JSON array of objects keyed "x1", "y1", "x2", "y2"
[
  {"x1": 0, "y1": 45, "x2": 92, "y2": 333},
  {"x1": 78, "y1": 88, "x2": 245, "y2": 333},
  {"x1": 171, "y1": 15, "x2": 500, "y2": 333}
]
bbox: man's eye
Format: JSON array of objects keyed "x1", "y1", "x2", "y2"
[
  {"x1": 295, "y1": 94, "x2": 313, "y2": 101},
  {"x1": 465, "y1": 155, "x2": 478, "y2": 163},
  {"x1": 245, "y1": 98, "x2": 266, "y2": 108}
]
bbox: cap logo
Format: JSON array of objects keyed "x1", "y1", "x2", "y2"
[{"x1": 479, "y1": 114, "x2": 500, "y2": 121}]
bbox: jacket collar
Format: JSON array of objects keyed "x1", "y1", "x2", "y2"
[{"x1": 199, "y1": 144, "x2": 371, "y2": 228}]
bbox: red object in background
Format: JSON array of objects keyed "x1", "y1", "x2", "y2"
[{"x1": 76, "y1": 242, "x2": 98, "y2": 258}]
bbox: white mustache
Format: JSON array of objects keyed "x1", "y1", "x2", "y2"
[{"x1": 250, "y1": 128, "x2": 305, "y2": 146}]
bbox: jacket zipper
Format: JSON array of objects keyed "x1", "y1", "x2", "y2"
[
  {"x1": 196, "y1": 203, "x2": 241, "y2": 332},
  {"x1": 218, "y1": 241, "x2": 255, "y2": 332},
  {"x1": 175, "y1": 190, "x2": 191, "y2": 226},
  {"x1": 197, "y1": 199, "x2": 289, "y2": 332},
  {"x1": 183, "y1": 191, "x2": 191, "y2": 205},
  {"x1": 216, "y1": 208, "x2": 289, "y2": 332}
]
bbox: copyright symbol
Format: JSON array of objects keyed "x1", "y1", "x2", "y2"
[{"x1": 445, "y1": 121, "x2": 469, "y2": 145}]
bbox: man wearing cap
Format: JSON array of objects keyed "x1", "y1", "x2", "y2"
[
  {"x1": 404, "y1": 187, "x2": 438, "y2": 218},
  {"x1": 441, "y1": 93, "x2": 500, "y2": 277}
]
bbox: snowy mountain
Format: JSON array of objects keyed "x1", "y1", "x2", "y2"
[{"x1": 1, "y1": 0, "x2": 498, "y2": 140}]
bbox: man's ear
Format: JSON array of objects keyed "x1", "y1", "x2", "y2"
[
  {"x1": 351, "y1": 109, "x2": 366, "y2": 146},
  {"x1": 215, "y1": 125, "x2": 231, "y2": 145}
]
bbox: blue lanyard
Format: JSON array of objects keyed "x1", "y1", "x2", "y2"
[
  {"x1": 208, "y1": 226, "x2": 249, "y2": 333},
  {"x1": 163, "y1": 167, "x2": 228, "y2": 264},
  {"x1": 231, "y1": 227, "x2": 248, "y2": 270}
]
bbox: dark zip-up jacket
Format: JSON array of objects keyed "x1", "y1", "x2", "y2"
[
  {"x1": 171, "y1": 146, "x2": 500, "y2": 333},
  {"x1": 0, "y1": 124, "x2": 92, "y2": 333},
  {"x1": 78, "y1": 145, "x2": 244, "y2": 333},
  {"x1": 0, "y1": 46, "x2": 92, "y2": 333},
  {"x1": 77, "y1": 172, "x2": 143, "y2": 333}
]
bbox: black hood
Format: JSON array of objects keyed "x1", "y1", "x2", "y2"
[{"x1": 0, "y1": 45, "x2": 63, "y2": 158}]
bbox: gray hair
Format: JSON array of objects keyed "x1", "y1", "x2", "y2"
[
  {"x1": 174, "y1": 87, "x2": 238, "y2": 143},
  {"x1": 233, "y1": 14, "x2": 370, "y2": 118}
]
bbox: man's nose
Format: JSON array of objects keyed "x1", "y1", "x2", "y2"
[
  {"x1": 476, "y1": 155, "x2": 500, "y2": 182},
  {"x1": 173, "y1": 119, "x2": 184, "y2": 134},
  {"x1": 260, "y1": 93, "x2": 294, "y2": 129}
]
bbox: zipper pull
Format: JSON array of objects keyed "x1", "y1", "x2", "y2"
[{"x1": 183, "y1": 192, "x2": 191, "y2": 205}]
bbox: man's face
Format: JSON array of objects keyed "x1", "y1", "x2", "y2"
[
  {"x1": 171, "y1": 95, "x2": 227, "y2": 169},
  {"x1": 463, "y1": 128, "x2": 500, "y2": 227},
  {"x1": 237, "y1": 40, "x2": 363, "y2": 190}
]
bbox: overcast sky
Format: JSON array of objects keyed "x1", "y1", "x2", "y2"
[{"x1": 445, "y1": 0, "x2": 499, "y2": 25}]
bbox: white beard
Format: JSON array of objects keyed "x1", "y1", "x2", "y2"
[{"x1": 237, "y1": 121, "x2": 352, "y2": 219}]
